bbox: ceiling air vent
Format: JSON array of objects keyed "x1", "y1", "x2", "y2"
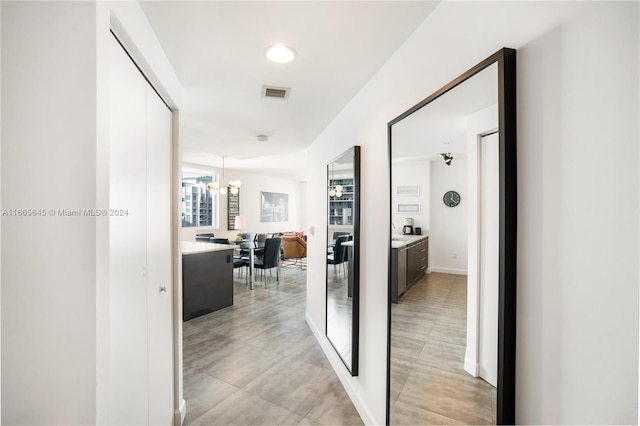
[{"x1": 262, "y1": 85, "x2": 291, "y2": 100}]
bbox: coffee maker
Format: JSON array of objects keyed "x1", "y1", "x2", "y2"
[{"x1": 402, "y1": 218, "x2": 414, "y2": 235}]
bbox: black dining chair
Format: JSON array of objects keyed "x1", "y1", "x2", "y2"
[
  {"x1": 327, "y1": 234, "x2": 349, "y2": 276},
  {"x1": 233, "y1": 257, "x2": 249, "y2": 281},
  {"x1": 332, "y1": 231, "x2": 350, "y2": 241},
  {"x1": 241, "y1": 233, "x2": 257, "y2": 243},
  {"x1": 239, "y1": 234, "x2": 257, "y2": 257},
  {"x1": 254, "y1": 237, "x2": 282, "y2": 287}
]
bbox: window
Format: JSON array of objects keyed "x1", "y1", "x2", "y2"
[{"x1": 181, "y1": 172, "x2": 218, "y2": 227}]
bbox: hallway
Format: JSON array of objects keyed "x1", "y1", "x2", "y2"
[{"x1": 182, "y1": 267, "x2": 363, "y2": 425}]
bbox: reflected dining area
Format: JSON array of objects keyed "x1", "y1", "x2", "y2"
[{"x1": 325, "y1": 146, "x2": 361, "y2": 376}]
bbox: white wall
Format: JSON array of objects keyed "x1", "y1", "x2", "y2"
[
  {"x1": 306, "y1": 2, "x2": 639, "y2": 424},
  {"x1": 391, "y1": 158, "x2": 430, "y2": 234},
  {"x1": 429, "y1": 158, "x2": 468, "y2": 274},
  {"x1": 181, "y1": 163, "x2": 305, "y2": 242},
  {"x1": 297, "y1": 180, "x2": 308, "y2": 233},
  {"x1": 390, "y1": 157, "x2": 468, "y2": 274},
  {"x1": 1, "y1": 2, "x2": 97, "y2": 423},
  {"x1": 1, "y1": 2, "x2": 4, "y2": 420}
]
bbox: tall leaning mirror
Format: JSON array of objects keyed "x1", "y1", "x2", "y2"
[
  {"x1": 326, "y1": 146, "x2": 361, "y2": 376},
  {"x1": 386, "y1": 49, "x2": 516, "y2": 424}
]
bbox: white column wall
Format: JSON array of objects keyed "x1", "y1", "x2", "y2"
[
  {"x1": 1, "y1": 1, "x2": 183, "y2": 423},
  {"x1": 1, "y1": 2, "x2": 97, "y2": 423},
  {"x1": 306, "y1": 2, "x2": 639, "y2": 424}
]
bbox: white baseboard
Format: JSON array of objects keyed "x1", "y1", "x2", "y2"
[
  {"x1": 463, "y1": 354, "x2": 478, "y2": 377},
  {"x1": 427, "y1": 266, "x2": 467, "y2": 275},
  {"x1": 305, "y1": 312, "x2": 377, "y2": 426},
  {"x1": 179, "y1": 398, "x2": 186, "y2": 425}
]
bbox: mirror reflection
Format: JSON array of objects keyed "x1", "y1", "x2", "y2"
[
  {"x1": 326, "y1": 146, "x2": 360, "y2": 375},
  {"x1": 389, "y1": 63, "x2": 500, "y2": 424}
]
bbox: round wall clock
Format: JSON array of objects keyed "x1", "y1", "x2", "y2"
[{"x1": 443, "y1": 190, "x2": 461, "y2": 207}]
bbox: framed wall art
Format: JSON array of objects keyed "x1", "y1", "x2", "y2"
[
  {"x1": 396, "y1": 185, "x2": 420, "y2": 196},
  {"x1": 397, "y1": 203, "x2": 420, "y2": 213},
  {"x1": 260, "y1": 191, "x2": 289, "y2": 222}
]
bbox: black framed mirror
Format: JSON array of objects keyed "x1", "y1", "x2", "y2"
[
  {"x1": 386, "y1": 48, "x2": 516, "y2": 424},
  {"x1": 326, "y1": 145, "x2": 361, "y2": 376}
]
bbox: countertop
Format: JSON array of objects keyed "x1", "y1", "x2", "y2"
[
  {"x1": 182, "y1": 241, "x2": 236, "y2": 255},
  {"x1": 391, "y1": 233, "x2": 429, "y2": 249}
]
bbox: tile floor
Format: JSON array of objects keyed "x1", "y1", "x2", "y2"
[
  {"x1": 182, "y1": 265, "x2": 363, "y2": 425},
  {"x1": 390, "y1": 272, "x2": 497, "y2": 425}
]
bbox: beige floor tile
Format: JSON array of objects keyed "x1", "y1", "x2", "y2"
[
  {"x1": 304, "y1": 378, "x2": 364, "y2": 426},
  {"x1": 415, "y1": 339, "x2": 466, "y2": 375},
  {"x1": 244, "y1": 357, "x2": 334, "y2": 416},
  {"x1": 183, "y1": 368, "x2": 240, "y2": 425},
  {"x1": 297, "y1": 417, "x2": 322, "y2": 425},
  {"x1": 183, "y1": 267, "x2": 362, "y2": 426},
  {"x1": 391, "y1": 400, "x2": 464, "y2": 425},
  {"x1": 189, "y1": 390, "x2": 302, "y2": 425},
  {"x1": 397, "y1": 364, "x2": 493, "y2": 425},
  {"x1": 390, "y1": 273, "x2": 496, "y2": 425}
]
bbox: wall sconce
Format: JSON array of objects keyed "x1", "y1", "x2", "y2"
[{"x1": 439, "y1": 152, "x2": 453, "y2": 166}]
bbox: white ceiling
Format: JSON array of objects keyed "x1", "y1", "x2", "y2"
[
  {"x1": 139, "y1": 1, "x2": 440, "y2": 180},
  {"x1": 391, "y1": 63, "x2": 498, "y2": 162}
]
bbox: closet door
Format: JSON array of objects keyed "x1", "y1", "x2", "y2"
[
  {"x1": 109, "y1": 34, "x2": 149, "y2": 425},
  {"x1": 478, "y1": 132, "x2": 499, "y2": 387},
  {"x1": 146, "y1": 80, "x2": 174, "y2": 424},
  {"x1": 109, "y1": 34, "x2": 173, "y2": 424}
]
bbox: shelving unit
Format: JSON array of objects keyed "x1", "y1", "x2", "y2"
[{"x1": 328, "y1": 178, "x2": 354, "y2": 225}]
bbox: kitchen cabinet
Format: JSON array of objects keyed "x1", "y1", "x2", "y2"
[
  {"x1": 391, "y1": 236, "x2": 428, "y2": 303},
  {"x1": 407, "y1": 238, "x2": 428, "y2": 286},
  {"x1": 182, "y1": 243, "x2": 234, "y2": 321}
]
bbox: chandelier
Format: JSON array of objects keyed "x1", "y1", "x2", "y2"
[
  {"x1": 207, "y1": 156, "x2": 242, "y2": 195},
  {"x1": 328, "y1": 162, "x2": 343, "y2": 198}
]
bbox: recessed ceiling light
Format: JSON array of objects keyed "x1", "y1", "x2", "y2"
[{"x1": 265, "y1": 45, "x2": 296, "y2": 64}]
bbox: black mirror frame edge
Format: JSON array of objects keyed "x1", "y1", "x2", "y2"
[
  {"x1": 325, "y1": 145, "x2": 361, "y2": 376},
  {"x1": 385, "y1": 48, "x2": 516, "y2": 424}
]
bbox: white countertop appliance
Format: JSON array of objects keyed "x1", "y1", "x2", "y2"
[{"x1": 402, "y1": 217, "x2": 414, "y2": 235}]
